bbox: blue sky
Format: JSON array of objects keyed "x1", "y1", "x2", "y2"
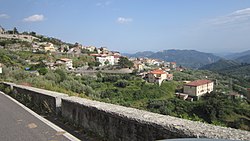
[{"x1": 1, "y1": 0, "x2": 250, "y2": 53}]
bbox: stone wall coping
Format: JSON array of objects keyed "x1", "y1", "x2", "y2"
[
  {"x1": 3, "y1": 82, "x2": 68, "y2": 98},
  {"x1": 62, "y1": 96, "x2": 250, "y2": 140}
]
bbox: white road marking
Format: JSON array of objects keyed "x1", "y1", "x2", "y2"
[{"x1": 0, "y1": 91, "x2": 80, "y2": 141}]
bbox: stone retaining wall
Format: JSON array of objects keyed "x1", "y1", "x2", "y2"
[
  {"x1": 1, "y1": 82, "x2": 250, "y2": 141},
  {"x1": 61, "y1": 96, "x2": 250, "y2": 141},
  {"x1": 1, "y1": 82, "x2": 68, "y2": 115}
]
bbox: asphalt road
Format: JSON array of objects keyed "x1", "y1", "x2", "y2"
[{"x1": 0, "y1": 92, "x2": 78, "y2": 141}]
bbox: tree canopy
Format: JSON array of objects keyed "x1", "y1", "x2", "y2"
[{"x1": 118, "y1": 57, "x2": 133, "y2": 68}]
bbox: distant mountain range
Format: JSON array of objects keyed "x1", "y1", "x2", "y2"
[
  {"x1": 125, "y1": 51, "x2": 154, "y2": 58},
  {"x1": 126, "y1": 49, "x2": 221, "y2": 68},
  {"x1": 125, "y1": 49, "x2": 250, "y2": 69},
  {"x1": 224, "y1": 50, "x2": 250, "y2": 60}
]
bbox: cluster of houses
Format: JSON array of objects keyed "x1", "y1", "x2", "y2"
[
  {"x1": 128, "y1": 58, "x2": 180, "y2": 86},
  {"x1": 40, "y1": 46, "x2": 122, "y2": 70},
  {"x1": 89, "y1": 47, "x2": 121, "y2": 66},
  {"x1": 32, "y1": 42, "x2": 123, "y2": 67},
  {"x1": 130, "y1": 57, "x2": 177, "y2": 72}
]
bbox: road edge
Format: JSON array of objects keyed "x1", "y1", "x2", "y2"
[{"x1": 0, "y1": 91, "x2": 80, "y2": 141}]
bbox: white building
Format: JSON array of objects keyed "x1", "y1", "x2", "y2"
[
  {"x1": 96, "y1": 55, "x2": 115, "y2": 66},
  {"x1": 183, "y1": 79, "x2": 214, "y2": 97}
]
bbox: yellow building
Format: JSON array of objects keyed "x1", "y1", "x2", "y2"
[{"x1": 184, "y1": 79, "x2": 213, "y2": 97}]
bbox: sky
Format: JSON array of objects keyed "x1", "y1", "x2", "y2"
[{"x1": 1, "y1": 0, "x2": 250, "y2": 53}]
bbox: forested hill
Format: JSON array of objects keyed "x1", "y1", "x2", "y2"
[
  {"x1": 235, "y1": 54, "x2": 250, "y2": 64},
  {"x1": 200, "y1": 59, "x2": 240, "y2": 72},
  {"x1": 126, "y1": 51, "x2": 154, "y2": 58},
  {"x1": 225, "y1": 50, "x2": 250, "y2": 59},
  {"x1": 128, "y1": 49, "x2": 221, "y2": 68},
  {"x1": 200, "y1": 59, "x2": 250, "y2": 87}
]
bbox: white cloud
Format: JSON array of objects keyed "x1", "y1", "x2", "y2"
[
  {"x1": 0, "y1": 14, "x2": 10, "y2": 19},
  {"x1": 23, "y1": 14, "x2": 44, "y2": 22},
  {"x1": 96, "y1": 1, "x2": 111, "y2": 7},
  {"x1": 117, "y1": 17, "x2": 133, "y2": 24},
  {"x1": 209, "y1": 8, "x2": 250, "y2": 25}
]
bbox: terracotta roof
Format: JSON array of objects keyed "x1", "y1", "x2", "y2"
[
  {"x1": 150, "y1": 69, "x2": 166, "y2": 75},
  {"x1": 185, "y1": 79, "x2": 212, "y2": 87}
]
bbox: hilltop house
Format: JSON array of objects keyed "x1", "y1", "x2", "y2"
[
  {"x1": 183, "y1": 79, "x2": 213, "y2": 97},
  {"x1": 67, "y1": 47, "x2": 81, "y2": 55},
  {"x1": 56, "y1": 58, "x2": 73, "y2": 70},
  {"x1": 147, "y1": 69, "x2": 173, "y2": 85},
  {"x1": 86, "y1": 46, "x2": 96, "y2": 52},
  {"x1": 97, "y1": 47, "x2": 109, "y2": 54},
  {"x1": 43, "y1": 43, "x2": 56, "y2": 52}
]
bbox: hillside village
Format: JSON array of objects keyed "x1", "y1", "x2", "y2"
[
  {"x1": 1, "y1": 26, "x2": 249, "y2": 100},
  {"x1": 0, "y1": 26, "x2": 180, "y2": 83},
  {"x1": 1, "y1": 26, "x2": 250, "y2": 131}
]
